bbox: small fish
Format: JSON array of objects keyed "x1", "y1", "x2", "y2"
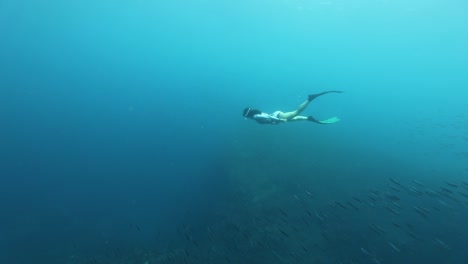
[
  {"x1": 409, "y1": 187, "x2": 423, "y2": 196},
  {"x1": 114, "y1": 248, "x2": 122, "y2": 258},
  {"x1": 433, "y1": 238, "x2": 451, "y2": 250},
  {"x1": 360, "y1": 247, "x2": 370, "y2": 256},
  {"x1": 413, "y1": 206, "x2": 429, "y2": 218},
  {"x1": 334, "y1": 201, "x2": 347, "y2": 209},
  {"x1": 352, "y1": 196, "x2": 362, "y2": 203},
  {"x1": 441, "y1": 187, "x2": 453, "y2": 194},
  {"x1": 293, "y1": 194, "x2": 302, "y2": 201},
  {"x1": 369, "y1": 224, "x2": 385, "y2": 235},
  {"x1": 419, "y1": 207, "x2": 430, "y2": 214},
  {"x1": 440, "y1": 192, "x2": 462, "y2": 204},
  {"x1": 385, "y1": 192, "x2": 400, "y2": 201},
  {"x1": 458, "y1": 192, "x2": 468, "y2": 198},
  {"x1": 388, "y1": 241, "x2": 401, "y2": 253},
  {"x1": 445, "y1": 181, "x2": 458, "y2": 188},
  {"x1": 314, "y1": 211, "x2": 324, "y2": 221},
  {"x1": 426, "y1": 188, "x2": 439, "y2": 197},
  {"x1": 405, "y1": 230, "x2": 418, "y2": 240},
  {"x1": 392, "y1": 201, "x2": 401, "y2": 208},
  {"x1": 280, "y1": 209, "x2": 288, "y2": 218},
  {"x1": 437, "y1": 199, "x2": 449, "y2": 206},
  {"x1": 257, "y1": 240, "x2": 266, "y2": 248},
  {"x1": 279, "y1": 228, "x2": 289, "y2": 238},
  {"x1": 320, "y1": 231, "x2": 329, "y2": 241},
  {"x1": 347, "y1": 201, "x2": 359, "y2": 211},
  {"x1": 389, "y1": 177, "x2": 401, "y2": 186},
  {"x1": 389, "y1": 184, "x2": 400, "y2": 192},
  {"x1": 231, "y1": 224, "x2": 241, "y2": 232},
  {"x1": 412, "y1": 179, "x2": 425, "y2": 187},
  {"x1": 306, "y1": 191, "x2": 314, "y2": 198},
  {"x1": 385, "y1": 206, "x2": 400, "y2": 215}
]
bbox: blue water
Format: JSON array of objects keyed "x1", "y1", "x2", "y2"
[{"x1": 1, "y1": 0, "x2": 468, "y2": 263}]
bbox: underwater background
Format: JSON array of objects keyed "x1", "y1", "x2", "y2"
[{"x1": 1, "y1": 0, "x2": 468, "y2": 263}]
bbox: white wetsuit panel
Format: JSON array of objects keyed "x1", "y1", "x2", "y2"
[
  {"x1": 271, "y1": 111, "x2": 282, "y2": 118},
  {"x1": 253, "y1": 112, "x2": 283, "y2": 124}
]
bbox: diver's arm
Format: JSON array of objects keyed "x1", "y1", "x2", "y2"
[
  {"x1": 254, "y1": 113, "x2": 286, "y2": 124},
  {"x1": 267, "y1": 115, "x2": 286, "y2": 123}
]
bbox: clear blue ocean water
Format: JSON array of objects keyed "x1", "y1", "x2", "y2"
[{"x1": 1, "y1": 0, "x2": 467, "y2": 263}]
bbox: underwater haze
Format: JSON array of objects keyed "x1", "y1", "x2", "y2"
[{"x1": 1, "y1": 0, "x2": 468, "y2": 263}]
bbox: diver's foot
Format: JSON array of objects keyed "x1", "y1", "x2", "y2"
[
  {"x1": 308, "y1": 90, "x2": 343, "y2": 102},
  {"x1": 307, "y1": 116, "x2": 321, "y2": 124}
]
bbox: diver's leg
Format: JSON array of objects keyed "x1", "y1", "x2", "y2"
[
  {"x1": 287, "y1": 115, "x2": 340, "y2": 124},
  {"x1": 288, "y1": 116, "x2": 309, "y2": 121},
  {"x1": 277, "y1": 100, "x2": 310, "y2": 120},
  {"x1": 305, "y1": 91, "x2": 342, "y2": 124},
  {"x1": 278, "y1": 91, "x2": 343, "y2": 120}
]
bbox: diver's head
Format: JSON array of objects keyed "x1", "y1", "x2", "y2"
[{"x1": 243, "y1": 107, "x2": 261, "y2": 119}]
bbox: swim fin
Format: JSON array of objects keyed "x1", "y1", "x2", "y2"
[
  {"x1": 308, "y1": 91, "x2": 343, "y2": 102},
  {"x1": 308, "y1": 116, "x2": 340, "y2": 124}
]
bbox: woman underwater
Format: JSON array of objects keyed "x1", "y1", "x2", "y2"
[{"x1": 243, "y1": 91, "x2": 343, "y2": 125}]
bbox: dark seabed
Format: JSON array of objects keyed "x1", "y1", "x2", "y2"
[{"x1": 1, "y1": 0, "x2": 468, "y2": 263}]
